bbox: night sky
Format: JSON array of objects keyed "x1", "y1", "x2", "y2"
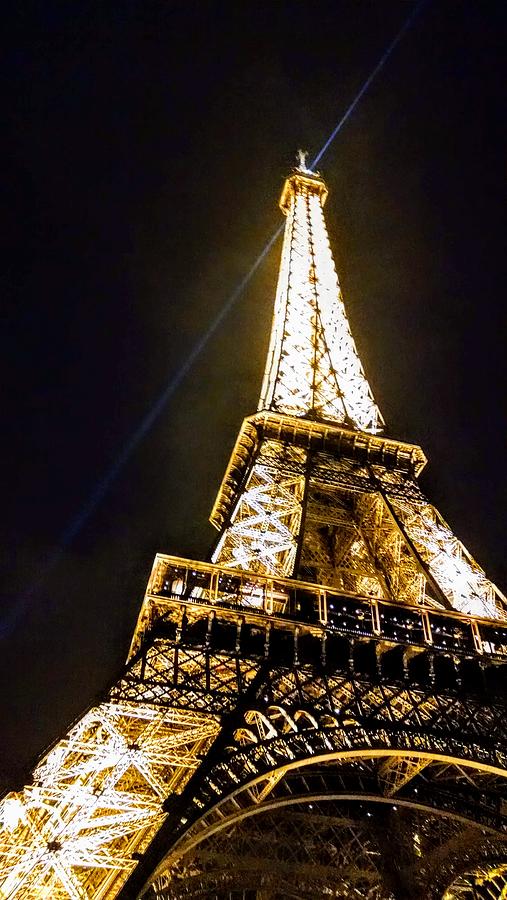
[{"x1": 2, "y1": 1, "x2": 506, "y2": 787}]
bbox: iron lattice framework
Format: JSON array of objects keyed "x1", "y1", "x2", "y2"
[
  {"x1": 2, "y1": 161, "x2": 507, "y2": 900},
  {"x1": 258, "y1": 168, "x2": 383, "y2": 432}
]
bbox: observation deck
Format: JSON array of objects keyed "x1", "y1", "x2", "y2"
[{"x1": 130, "y1": 553, "x2": 507, "y2": 668}]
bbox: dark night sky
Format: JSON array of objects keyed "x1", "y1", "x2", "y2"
[{"x1": 1, "y1": 1, "x2": 506, "y2": 786}]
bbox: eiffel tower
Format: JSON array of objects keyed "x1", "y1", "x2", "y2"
[{"x1": 2, "y1": 156, "x2": 507, "y2": 900}]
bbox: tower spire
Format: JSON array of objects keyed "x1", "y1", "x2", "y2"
[{"x1": 259, "y1": 156, "x2": 384, "y2": 433}]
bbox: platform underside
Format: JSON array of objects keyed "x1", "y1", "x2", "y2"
[{"x1": 113, "y1": 558, "x2": 507, "y2": 899}]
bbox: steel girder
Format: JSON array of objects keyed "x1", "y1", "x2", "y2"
[
  {"x1": 210, "y1": 424, "x2": 506, "y2": 620},
  {"x1": 105, "y1": 609, "x2": 507, "y2": 899},
  {"x1": 0, "y1": 700, "x2": 220, "y2": 899}
]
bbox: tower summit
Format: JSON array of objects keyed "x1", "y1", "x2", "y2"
[
  {"x1": 1, "y1": 160, "x2": 507, "y2": 900},
  {"x1": 259, "y1": 157, "x2": 383, "y2": 432}
]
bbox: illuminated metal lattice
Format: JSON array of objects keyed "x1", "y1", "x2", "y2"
[
  {"x1": 210, "y1": 414, "x2": 506, "y2": 620},
  {"x1": 1, "y1": 160, "x2": 506, "y2": 899},
  {"x1": 259, "y1": 165, "x2": 383, "y2": 432},
  {"x1": 0, "y1": 703, "x2": 219, "y2": 898},
  {"x1": 387, "y1": 490, "x2": 502, "y2": 619},
  {"x1": 211, "y1": 440, "x2": 306, "y2": 576}
]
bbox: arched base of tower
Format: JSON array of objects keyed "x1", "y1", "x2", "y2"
[
  {"x1": 149, "y1": 792, "x2": 507, "y2": 899},
  {"x1": 143, "y1": 749, "x2": 507, "y2": 900}
]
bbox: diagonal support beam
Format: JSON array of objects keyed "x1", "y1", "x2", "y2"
[{"x1": 378, "y1": 756, "x2": 431, "y2": 797}]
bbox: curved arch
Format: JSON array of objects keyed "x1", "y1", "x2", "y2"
[
  {"x1": 265, "y1": 704, "x2": 298, "y2": 732},
  {"x1": 243, "y1": 709, "x2": 277, "y2": 740},
  {"x1": 150, "y1": 746, "x2": 507, "y2": 885},
  {"x1": 169, "y1": 792, "x2": 506, "y2": 868},
  {"x1": 137, "y1": 680, "x2": 507, "y2": 898},
  {"x1": 233, "y1": 727, "x2": 258, "y2": 745},
  {"x1": 293, "y1": 709, "x2": 319, "y2": 729},
  {"x1": 219, "y1": 720, "x2": 507, "y2": 800}
]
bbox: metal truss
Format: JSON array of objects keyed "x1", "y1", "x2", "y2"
[
  {"x1": 444, "y1": 864, "x2": 507, "y2": 899},
  {"x1": 135, "y1": 627, "x2": 507, "y2": 899},
  {"x1": 211, "y1": 441, "x2": 306, "y2": 576},
  {"x1": 303, "y1": 459, "x2": 506, "y2": 619},
  {"x1": 208, "y1": 420, "x2": 506, "y2": 619},
  {"x1": 154, "y1": 805, "x2": 386, "y2": 899},
  {"x1": 258, "y1": 166, "x2": 383, "y2": 433},
  {"x1": 151, "y1": 800, "x2": 507, "y2": 900},
  {"x1": 105, "y1": 587, "x2": 507, "y2": 897},
  {"x1": 0, "y1": 702, "x2": 219, "y2": 898},
  {"x1": 378, "y1": 756, "x2": 430, "y2": 796},
  {"x1": 2, "y1": 556, "x2": 507, "y2": 897},
  {"x1": 384, "y1": 482, "x2": 502, "y2": 619}
]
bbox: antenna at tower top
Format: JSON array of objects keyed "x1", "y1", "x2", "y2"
[{"x1": 296, "y1": 148, "x2": 310, "y2": 172}]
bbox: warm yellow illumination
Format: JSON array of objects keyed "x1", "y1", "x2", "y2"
[
  {"x1": 1, "y1": 159, "x2": 506, "y2": 900},
  {"x1": 259, "y1": 165, "x2": 383, "y2": 432},
  {"x1": 212, "y1": 440, "x2": 306, "y2": 576},
  {"x1": 0, "y1": 705, "x2": 219, "y2": 897}
]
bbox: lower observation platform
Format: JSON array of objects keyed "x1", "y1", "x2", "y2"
[{"x1": 130, "y1": 554, "x2": 507, "y2": 665}]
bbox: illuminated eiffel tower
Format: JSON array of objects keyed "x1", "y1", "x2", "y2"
[{"x1": 2, "y1": 155, "x2": 507, "y2": 900}]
